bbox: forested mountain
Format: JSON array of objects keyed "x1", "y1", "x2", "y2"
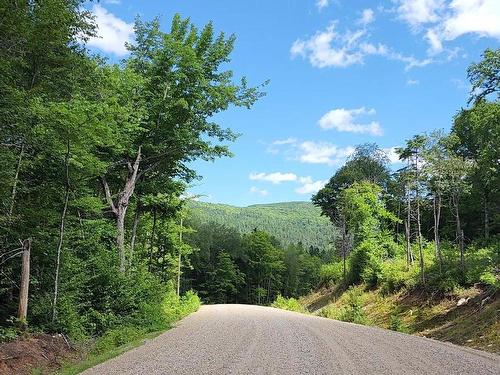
[{"x1": 187, "y1": 201, "x2": 335, "y2": 250}]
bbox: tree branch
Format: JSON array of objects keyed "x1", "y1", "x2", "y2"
[{"x1": 101, "y1": 176, "x2": 117, "y2": 215}]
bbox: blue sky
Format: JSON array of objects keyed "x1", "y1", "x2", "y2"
[{"x1": 86, "y1": 0, "x2": 500, "y2": 206}]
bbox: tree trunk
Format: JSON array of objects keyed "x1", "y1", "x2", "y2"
[
  {"x1": 101, "y1": 147, "x2": 142, "y2": 272},
  {"x1": 454, "y1": 195, "x2": 465, "y2": 279},
  {"x1": 8, "y1": 143, "x2": 24, "y2": 217},
  {"x1": 433, "y1": 194, "x2": 443, "y2": 273},
  {"x1": 416, "y1": 198, "x2": 424, "y2": 284},
  {"x1": 341, "y1": 215, "x2": 347, "y2": 283},
  {"x1": 129, "y1": 204, "x2": 141, "y2": 268},
  {"x1": 177, "y1": 217, "x2": 183, "y2": 296},
  {"x1": 395, "y1": 201, "x2": 401, "y2": 243},
  {"x1": 484, "y1": 193, "x2": 489, "y2": 239},
  {"x1": 415, "y1": 155, "x2": 425, "y2": 284},
  {"x1": 52, "y1": 141, "x2": 70, "y2": 322},
  {"x1": 148, "y1": 209, "x2": 157, "y2": 272},
  {"x1": 404, "y1": 219, "x2": 411, "y2": 267},
  {"x1": 405, "y1": 179, "x2": 413, "y2": 266},
  {"x1": 18, "y1": 239, "x2": 31, "y2": 326}
]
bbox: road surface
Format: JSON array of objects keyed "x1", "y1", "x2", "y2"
[{"x1": 82, "y1": 304, "x2": 500, "y2": 375}]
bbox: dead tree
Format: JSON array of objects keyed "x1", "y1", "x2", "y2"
[{"x1": 18, "y1": 239, "x2": 31, "y2": 326}]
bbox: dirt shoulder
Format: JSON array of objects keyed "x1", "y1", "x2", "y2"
[{"x1": 0, "y1": 333, "x2": 80, "y2": 375}]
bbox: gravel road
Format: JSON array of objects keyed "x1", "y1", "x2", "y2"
[{"x1": 82, "y1": 304, "x2": 500, "y2": 375}]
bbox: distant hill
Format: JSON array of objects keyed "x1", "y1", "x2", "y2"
[{"x1": 187, "y1": 201, "x2": 335, "y2": 250}]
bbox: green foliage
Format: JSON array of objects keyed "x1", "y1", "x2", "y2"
[
  {"x1": 271, "y1": 295, "x2": 305, "y2": 313},
  {"x1": 338, "y1": 287, "x2": 368, "y2": 325},
  {"x1": 188, "y1": 201, "x2": 335, "y2": 252},
  {"x1": 320, "y1": 261, "x2": 344, "y2": 285},
  {"x1": 93, "y1": 326, "x2": 147, "y2": 355},
  {"x1": 0, "y1": 327, "x2": 19, "y2": 343},
  {"x1": 389, "y1": 315, "x2": 407, "y2": 333},
  {"x1": 379, "y1": 259, "x2": 418, "y2": 294}
]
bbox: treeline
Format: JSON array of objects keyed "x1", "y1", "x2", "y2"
[
  {"x1": 313, "y1": 49, "x2": 499, "y2": 294},
  {"x1": 0, "y1": 1, "x2": 262, "y2": 341},
  {"x1": 184, "y1": 222, "x2": 322, "y2": 304},
  {"x1": 188, "y1": 201, "x2": 335, "y2": 250}
]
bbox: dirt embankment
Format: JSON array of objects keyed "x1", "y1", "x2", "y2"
[{"x1": 0, "y1": 333, "x2": 78, "y2": 375}]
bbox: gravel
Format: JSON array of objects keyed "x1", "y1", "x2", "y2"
[{"x1": 82, "y1": 304, "x2": 500, "y2": 375}]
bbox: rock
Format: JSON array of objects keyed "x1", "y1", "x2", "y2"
[
  {"x1": 481, "y1": 296, "x2": 491, "y2": 307},
  {"x1": 457, "y1": 298, "x2": 469, "y2": 307}
]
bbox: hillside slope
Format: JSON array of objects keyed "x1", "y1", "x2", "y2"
[
  {"x1": 301, "y1": 285, "x2": 499, "y2": 354},
  {"x1": 187, "y1": 201, "x2": 335, "y2": 250}
]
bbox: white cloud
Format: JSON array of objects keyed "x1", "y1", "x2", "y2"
[
  {"x1": 250, "y1": 186, "x2": 269, "y2": 196},
  {"x1": 296, "y1": 177, "x2": 327, "y2": 194},
  {"x1": 451, "y1": 78, "x2": 468, "y2": 90},
  {"x1": 249, "y1": 172, "x2": 298, "y2": 184},
  {"x1": 407, "y1": 79, "x2": 420, "y2": 85},
  {"x1": 359, "y1": 9, "x2": 375, "y2": 26},
  {"x1": 395, "y1": 0, "x2": 444, "y2": 28},
  {"x1": 291, "y1": 23, "x2": 364, "y2": 68},
  {"x1": 383, "y1": 147, "x2": 402, "y2": 164},
  {"x1": 104, "y1": 0, "x2": 121, "y2": 4},
  {"x1": 272, "y1": 138, "x2": 297, "y2": 146},
  {"x1": 316, "y1": 0, "x2": 330, "y2": 10},
  {"x1": 318, "y1": 107, "x2": 382, "y2": 136},
  {"x1": 443, "y1": 0, "x2": 500, "y2": 41},
  {"x1": 298, "y1": 141, "x2": 355, "y2": 166},
  {"x1": 395, "y1": 0, "x2": 500, "y2": 55},
  {"x1": 425, "y1": 28, "x2": 443, "y2": 54},
  {"x1": 266, "y1": 138, "x2": 298, "y2": 154},
  {"x1": 87, "y1": 5, "x2": 134, "y2": 56},
  {"x1": 291, "y1": 22, "x2": 434, "y2": 70}
]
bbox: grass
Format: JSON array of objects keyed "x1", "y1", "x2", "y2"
[
  {"x1": 306, "y1": 285, "x2": 499, "y2": 354},
  {"x1": 56, "y1": 330, "x2": 164, "y2": 375},
  {"x1": 54, "y1": 294, "x2": 201, "y2": 374}
]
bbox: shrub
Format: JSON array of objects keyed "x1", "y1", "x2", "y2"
[
  {"x1": 480, "y1": 272, "x2": 499, "y2": 290},
  {"x1": 93, "y1": 326, "x2": 145, "y2": 354},
  {"x1": 271, "y1": 295, "x2": 305, "y2": 313},
  {"x1": 320, "y1": 262, "x2": 344, "y2": 285},
  {"x1": 389, "y1": 315, "x2": 406, "y2": 333},
  {"x1": 338, "y1": 287, "x2": 368, "y2": 325},
  {"x1": 465, "y1": 245, "x2": 499, "y2": 286},
  {"x1": 379, "y1": 259, "x2": 418, "y2": 294}
]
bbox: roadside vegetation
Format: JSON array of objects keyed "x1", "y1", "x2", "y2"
[
  {"x1": 273, "y1": 48, "x2": 500, "y2": 353},
  {"x1": 0, "y1": 1, "x2": 261, "y2": 373},
  {"x1": 0, "y1": 0, "x2": 498, "y2": 372}
]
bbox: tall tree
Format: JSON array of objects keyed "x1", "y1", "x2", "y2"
[{"x1": 100, "y1": 16, "x2": 264, "y2": 271}]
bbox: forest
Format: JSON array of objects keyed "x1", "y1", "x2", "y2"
[
  {"x1": 310, "y1": 48, "x2": 499, "y2": 296},
  {"x1": 0, "y1": 1, "x2": 266, "y2": 345},
  {"x1": 188, "y1": 201, "x2": 334, "y2": 249},
  {"x1": 0, "y1": 0, "x2": 499, "y2": 366}
]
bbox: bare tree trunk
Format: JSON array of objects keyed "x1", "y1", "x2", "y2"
[
  {"x1": 177, "y1": 217, "x2": 183, "y2": 296},
  {"x1": 102, "y1": 147, "x2": 142, "y2": 272},
  {"x1": 415, "y1": 156, "x2": 425, "y2": 285},
  {"x1": 405, "y1": 219, "x2": 411, "y2": 267},
  {"x1": 416, "y1": 198, "x2": 424, "y2": 284},
  {"x1": 148, "y1": 209, "x2": 157, "y2": 272},
  {"x1": 129, "y1": 204, "x2": 141, "y2": 268},
  {"x1": 8, "y1": 143, "x2": 24, "y2": 217},
  {"x1": 395, "y1": 201, "x2": 401, "y2": 243},
  {"x1": 484, "y1": 193, "x2": 489, "y2": 239},
  {"x1": 460, "y1": 229, "x2": 465, "y2": 279},
  {"x1": 433, "y1": 194, "x2": 443, "y2": 273},
  {"x1": 52, "y1": 141, "x2": 70, "y2": 323},
  {"x1": 340, "y1": 215, "x2": 347, "y2": 283},
  {"x1": 18, "y1": 239, "x2": 31, "y2": 326},
  {"x1": 454, "y1": 195, "x2": 465, "y2": 279},
  {"x1": 405, "y1": 177, "x2": 413, "y2": 266}
]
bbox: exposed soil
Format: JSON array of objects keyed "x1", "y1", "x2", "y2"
[{"x1": 0, "y1": 333, "x2": 79, "y2": 375}]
